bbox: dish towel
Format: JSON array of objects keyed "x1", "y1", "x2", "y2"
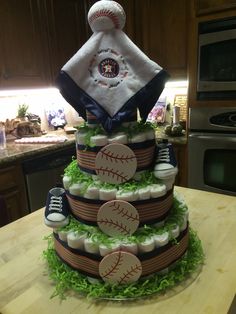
[{"x1": 56, "y1": 0, "x2": 169, "y2": 132}]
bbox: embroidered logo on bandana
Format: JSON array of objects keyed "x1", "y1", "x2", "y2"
[
  {"x1": 89, "y1": 48, "x2": 129, "y2": 88},
  {"x1": 98, "y1": 58, "x2": 119, "y2": 78}
]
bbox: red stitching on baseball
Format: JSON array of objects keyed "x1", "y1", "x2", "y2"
[
  {"x1": 101, "y1": 251, "x2": 123, "y2": 278},
  {"x1": 118, "y1": 264, "x2": 142, "y2": 284},
  {"x1": 109, "y1": 202, "x2": 139, "y2": 222},
  {"x1": 121, "y1": 71, "x2": 128, "y2": 78},
  {"x1": 97, "y1": 218, "x2": 130, "y2": 235},
  {"x1": 89, "y1": 9, "x2": 120, "y2": 28},
  {"x1": 100, "y1": 148, "x2": 135, "y2": 163},
  {"x1": 96, "y1": 167, "x2": 129, "y2": 182},
  {"x1": 110, "y1": 49, "x2": 119, "y2": 56},
  {"x1": 98, "y1": 80, "x2": 108, "y2": 87}
]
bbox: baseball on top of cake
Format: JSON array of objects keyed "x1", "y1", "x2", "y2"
[{"x1": 43, "y1": 0, "x2": 204, "y2": 299}]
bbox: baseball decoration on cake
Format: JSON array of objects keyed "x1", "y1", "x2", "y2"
[
  {"x1": 99, "y1": 251, "x2": 142, "y2": 284},
  {"x1": 88, "y1": 0, "x2": 126, "y2": 32},
  {"x1": 95, "y1": 143, "x2": 137, "y2": 184},
  {"x1": 43, "y1": 0, "x2": 204, "y2": 301},
  {"x1": 97, "y1": 200, "x2": 139, "y2": 236}
]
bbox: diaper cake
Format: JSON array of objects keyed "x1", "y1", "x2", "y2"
[{"x1": 43, "y1": 0, "x2": 204, "y2": 299}]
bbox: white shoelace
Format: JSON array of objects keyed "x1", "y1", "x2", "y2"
[
  {"x1": 49, "y1": 196, "x2": 62, "y2": 212},
  {"x1": 156, "y1": 148, "x2": 170, "y2": 163}
]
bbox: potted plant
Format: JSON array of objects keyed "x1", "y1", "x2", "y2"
[{"x1": 17, "y1": 104, "x2": 29, "y2": 120}]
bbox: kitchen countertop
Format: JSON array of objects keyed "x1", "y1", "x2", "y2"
[
  {"x1": 0, "y1": 130, "x2": 76, "y2": 166},
  {"x1": 156, "y1": 126, "x2": 187, "y2": 145},
  {"x1": 0, "y1": 186, "x2": 235, "y2": 314}
]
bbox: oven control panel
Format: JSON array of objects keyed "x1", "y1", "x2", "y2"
[
  {"x1": 210, "y1": 112, "x2": 236, "y2": 127},
  {"x1": 189, "y1": 107, "x2": 236, "y2": 132}
]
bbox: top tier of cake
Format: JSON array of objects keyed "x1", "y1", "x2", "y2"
[{"x1": 76, "y1": 111, "x2": 156, "y2": 181}]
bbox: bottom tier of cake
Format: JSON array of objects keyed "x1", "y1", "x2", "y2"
[
  {"x1": 43, "y1": 194, "x2": 204, "y2": 299},
  {"x1": 43, "y1": 228, "x2": 204, "y2": 300}
]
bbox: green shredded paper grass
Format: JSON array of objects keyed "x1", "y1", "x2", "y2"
[{"x1": 43, "y1": 228, "x2": 204, "y2": 300}]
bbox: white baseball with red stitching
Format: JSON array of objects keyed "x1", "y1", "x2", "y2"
[
  {"x1": 95, "y1": 143, "x2": 137, "y2": 184},
  {"x1": 99, "y1": 251, "x2": 142, "y2": 284},
  {"x1": 88, "y1": 0, "x2": 126, "y2": 32},
  {"x1": 97, "y1": 200, "x2": 139, "y2": 237}
]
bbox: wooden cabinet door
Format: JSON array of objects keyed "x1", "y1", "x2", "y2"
[
  {"x1": 135, "y1": 0, "x2": 189, "y2": 80},
  {"x1": 3, "y1": 189, "x2": 26, "y2": 222},
  {"x1": 173, "y1": 144, "x2": 187, "y2": 187},
  {"x1": 195, "y1": 0, "x2": 236, "y2": 16},
  {"x1": 0, "y1": 0, "x2": 51, "y2": 89},
  {"x1": 0, "y1": 164, "x2": 28, "y2": 226},
  {"x1": 43, "y1": 0, "x2": 88, "y2": 81},
  {"x1": 117, "y1": 0, "x2": 136, "y2": 41}
]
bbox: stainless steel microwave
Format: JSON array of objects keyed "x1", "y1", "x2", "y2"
[{"x1": 197, "y1": 17, "x2": 236, "y2": 100}]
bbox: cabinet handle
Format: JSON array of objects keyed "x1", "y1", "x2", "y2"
[{"x1": 2, "y1": 68, "x2": 10, "y2": 80}]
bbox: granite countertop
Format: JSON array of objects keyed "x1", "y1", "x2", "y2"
[
  {"x1": 0, "y1": 130, "x2": 76, "y2": 167},
  {"x1": 155, "y1": 126, "x2": 187, "y2": 145}
]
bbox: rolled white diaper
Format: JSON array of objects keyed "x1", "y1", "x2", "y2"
[
  {"x1": 90, "y1": 135, "x2": 108, "y2": 146},
  {"x1": 99, "y1": 188, "x2": 117, "y2": 200},
  {"x1": 62, "y1": 175, "x2": 72, "y2": 190},
  {"x1": 67, "y1": 232, "x2": 86, "y2": 249},
  {"x1": 116, "y1": 190, "x2": 139, "y2": 201},
  {"x1": 108, "y1": 133, "x2": 128, "y2": 144},
  {"x1": 138, "y1": 237, "x2": 155, "y2": 253},
  {"x1": 84, "y1": 238, "x2": 100, "y2": 254},
  {"x1": 69, "y1": 183, "x2": 86, "y2": 196},
  {"x1": 150, "y1": 184, "x2": 166, "y2": 198},
  {"x1": 84, "y1": 185, "x2": 100, "y2": 199},
  {"x1": 153, "y1": 231, "x2": 169, "y2": 247},
  {"x1": 138, "y1": 186, "x2": 151, "y2": 200},
  {"x1": 99, "y1": 242, "x2": 121, "y2": 257},
  {"x1": 58, "y1": 230, "x2": 69, "y2": 242}
]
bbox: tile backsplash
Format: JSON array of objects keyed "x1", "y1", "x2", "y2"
[{"x1": 0, "y1": 88, "x2": 82, "y2": 132}]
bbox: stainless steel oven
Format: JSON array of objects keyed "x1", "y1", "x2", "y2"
[{"x1": 188, "y1": 107, "x2": 236, "y2": 196}]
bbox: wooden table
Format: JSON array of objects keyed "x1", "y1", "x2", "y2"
[{"x1": 0, "y1": 187, "x2": 236, "y2": 314}]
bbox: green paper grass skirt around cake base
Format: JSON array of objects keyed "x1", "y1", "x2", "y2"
[{"x1": 43, "y1": 228, "x2": 204, "y2": 300}]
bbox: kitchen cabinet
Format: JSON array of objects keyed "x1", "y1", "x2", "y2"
[
  {"x1": 0, "y1": 163, "x2": 28, "y2": 226},
  {"x1": 173, "y1": 143, "x2": 187, "y2": 187},
  {"x1": 0, "y1": 0, "x2": 189, "y2": 90},
  {"x1": 195, "y1": 0, "x2": 236, "y2": 16},
  {"x1": 42, "y1": 0, "x2": 88, "y2": 81},
  {"x1": 0, "y1": 0, "x2": 51, "y2": 89},
  {"x1": 115, "y1": 0, "x2": 136, "y2": 41},
  {"x1": 0, "y1": 0, "x2": 88, "y2": 89},
  {"x1": 134, "y1": 0, "x2": 189, "y2": 80}
]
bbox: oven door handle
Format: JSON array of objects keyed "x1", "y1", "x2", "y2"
[{"x1": 189, "y1": 133, "x2": 236, "y2": 142}]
